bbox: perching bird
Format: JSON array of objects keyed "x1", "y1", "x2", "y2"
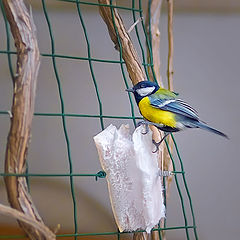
[{"x1": 126, "y1": 81, "x2": 228, "y2": 151}]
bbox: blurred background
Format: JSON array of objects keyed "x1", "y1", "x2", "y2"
[{"x1": 0, "y1": 0, "x2": 239, "y2": 239}]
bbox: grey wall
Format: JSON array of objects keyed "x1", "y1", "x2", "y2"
[{"x1": 0, "y1": 3, "x2": 239, "y2": 239}]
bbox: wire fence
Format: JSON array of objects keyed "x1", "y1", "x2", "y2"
[{"x1": 0, "y1": 0, "x2": 198, "y2": 239}]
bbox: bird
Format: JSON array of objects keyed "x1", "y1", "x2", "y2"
[{"x1": 126, "y1": 81, "x2": 228, "y2": 152}]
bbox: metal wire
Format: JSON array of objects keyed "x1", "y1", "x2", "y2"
[{"x1": 0, "y1": 0, "x2": 198, "y2": 239}]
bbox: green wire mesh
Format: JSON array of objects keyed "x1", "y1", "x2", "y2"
[{"x1": 0, "y1": 0, "x2": 198, "y2": 239}]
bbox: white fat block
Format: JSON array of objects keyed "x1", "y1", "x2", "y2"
[{"x1": 94, "y1": 124, "x2": 165, "y2": 233}]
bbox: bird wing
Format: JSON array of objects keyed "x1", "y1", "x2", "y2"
[{"x1": 149, "y1": 93, "x2": 199, "y2": 120}]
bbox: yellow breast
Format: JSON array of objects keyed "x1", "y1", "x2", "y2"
[{"x1": 138, "y1": 97, "x2": 176, "y2": 128}]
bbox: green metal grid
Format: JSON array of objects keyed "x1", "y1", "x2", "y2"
[{"x1": 0, "y1": 0, "x2": 198, "y2": 239}]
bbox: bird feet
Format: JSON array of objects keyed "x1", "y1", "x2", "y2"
[
  {"x1": 152, "y1": 133, "x2": 170, "y2": 153},
  {"x1": 137, "y1": 121, "x2": 170, "y2": 153},
  {"x1": 137, "y1": 120, "x2": 150, "y2": 134},
  {"x1": 137, "y1": 120, "x2": 165, "y2": 135}
]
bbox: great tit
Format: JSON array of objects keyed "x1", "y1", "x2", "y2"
[{"x1": 126, "y1": 81, "x2": 228, "y2": 151}]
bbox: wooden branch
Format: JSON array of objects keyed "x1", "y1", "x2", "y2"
[
  {"x1": 98, "y1": 2, "x2": 175, "y2": 240},
  {"x1": 3, "y1": 1, "x2": 55, "y2": 239},
  {"x1": 158, "y1": 6, "x2": 174, "y2": 240},
  {"x1": 145, "y1": 2, "x2": 165, "y2": 240},
  {"x1": 98, "y1": 0, "x2": 145, "y2": 85},
  {"x1": 145, "y1": 0, "x2": 163, "y2": 87},
  {"x1": 167, "y1": 0, "x2": 174, "y2": 91},
  {"x1": 133, "y1": 232, "x2": 148, "y2": 240},
  {"x1": 164, "y1": 0, "x2": 174, "y2": 192},
  {"x1": 146, "y1": 1, "x2": 175, "y2": 239},
  {"x1": 98, "y1": 1, "x2": 147, "y2": 239},
  {"x1": 0, "y1": 203, "x2": 55, "y2": 240},
  {"x1": 145, "y1": 0, "x2": 163, "y2": 145}
]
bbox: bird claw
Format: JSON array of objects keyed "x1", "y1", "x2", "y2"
[
  {"x1": 137, "y1": 121, "x2": 150, "y2": 135},
  {"x1": 137, "y1": 120, "x2": 145, "y2": 127},
  {"x1": 152, "y1": 140, "x2": 161, "y2": 153},
  {"x1": 152, "y1": 133, "x2": 170, "y2": 153},
  {"x1": 142, "y1": 124, "x2": 149, "y2": 135}
]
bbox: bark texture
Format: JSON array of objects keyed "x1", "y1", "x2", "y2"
[{"x1": 3, "y1": 1, "x2": 55, "y2": 239}]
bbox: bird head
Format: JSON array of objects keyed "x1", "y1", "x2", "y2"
[{"x1": 126, "y1": 81, "x2": 159, "y2": 104}]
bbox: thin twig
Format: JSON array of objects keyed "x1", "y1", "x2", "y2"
[
  {"x1": 159, "y1": 6, "x2": 175, "y2": 240},
  {"x1": 167, "y1": 0, "x2": 174, "y2": 91},
  {"x1": 164, "y1": 0, "x2": 174, "y2": 194},
  {"x1": 128, "y1": 17, "x2": 143, "y2": 34},
  {"x1": 3, "y1": 0, "x2": 55, "y2": 239}
]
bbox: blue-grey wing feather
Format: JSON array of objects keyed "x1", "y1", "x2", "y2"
[{"x1": 149, "y1": 96, "x2": 199, "y2": 120}]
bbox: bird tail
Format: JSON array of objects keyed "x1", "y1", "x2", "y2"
[{"x1": 193, "y1": 121, "x2": 228, "y2": 139}]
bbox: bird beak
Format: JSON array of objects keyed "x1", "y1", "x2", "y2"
[{"x1": 125, "y1": 88, "x2": 134, "y2": 93}]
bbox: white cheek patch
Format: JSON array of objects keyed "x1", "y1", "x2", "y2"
[{"x1": 136, "y1": 86, "x2": 155, "y2": 96}]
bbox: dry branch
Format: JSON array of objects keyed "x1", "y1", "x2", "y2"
[
  {"x1": 167, "y1": 0, "x2": 174, "y2": 91},
  {"x1": 145, "y1": 0, "x2": 163, "y2": 147},
  {"x1": 147, "y1": 0, "x2": 175, "y2": 198},
  {"x1": 146, "y1": 1, "x2": 175, "y2": 239},
  {"x1": 145, "y1": 0, "x2": 163, "y2": 87},
  {"x1": 156, "y1": 3, "x2": 175, "y2": 239},
  {"x1": 98, "y1": 0, "x2": 145, "y2": 85},
  {"x1": 163, "y1": 0, "x2": 174, "y2": 194},
  {"x1": 98, "y1": 1, "x2": 175, "y2": 240},
  {"x1": 98, "y1": 1, "x2": 147, "y2": 239},
  {"x1": 145, "y1": 2, "x2": 166, "y2": 240},
  {"x1": 3, "y1": 0, "x2": 55, "y2": 239},
  {"x1": 145, "y1": 0, "x2": 164, "y2": 147},
  {"x1": 0, "y1": 203, "x2": 55, "y2": 240}
]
